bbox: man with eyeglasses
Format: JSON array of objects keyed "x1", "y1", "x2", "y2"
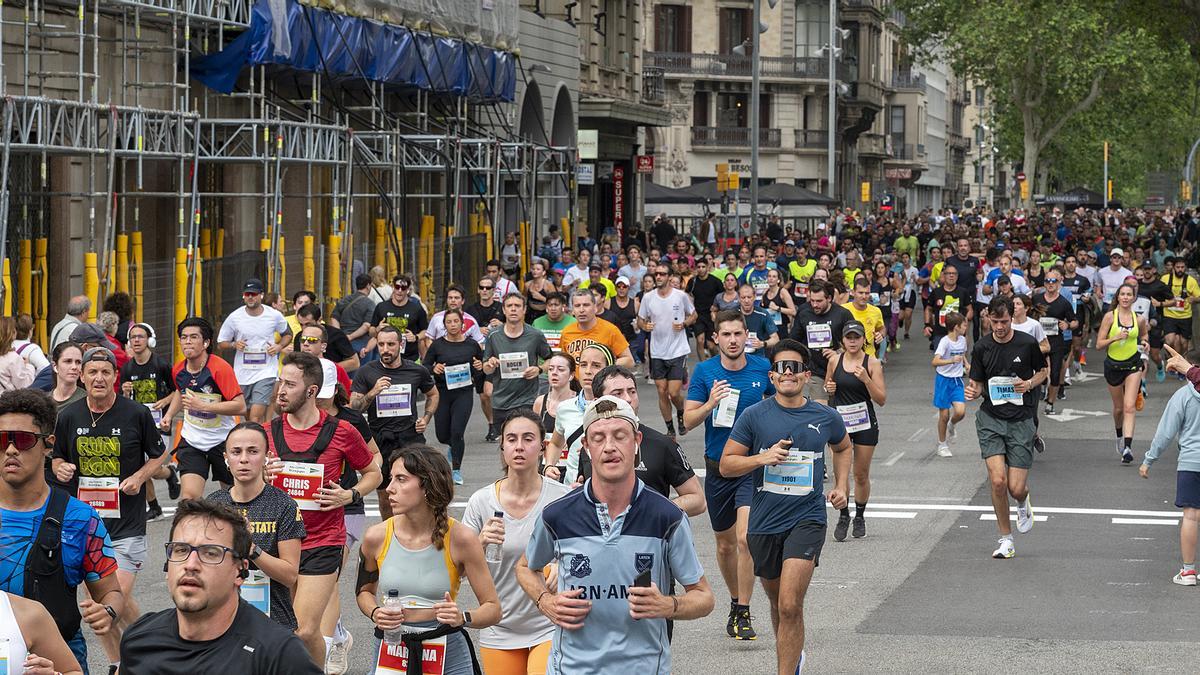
[
  {"x1": 0, "y1": 388, "x2": 125, "y2": 673},
  {"x1": 119, "y1": 499, "x2": 321, "y2": 673},
  {"x1": 718, "y1": 340, "x2": 850, "y2": 675},
  {"x1": 120, "y1": 321, "x2": 181, "y2": 520},
  {"x1": 51, "y1": 347, "x2": 167, "y2": 674},
  {"x1": 216, "y1": 278, "x2": 291, "y2": 424},
  {"x1": 1033, "y1": 272, "x2": 1078, "y2": 415},
  {"x1": 369, "y1": 274, "x2": 429, "y2": 363},
  {"x1": 293, "y1": 304, "x2": 359, "y2": 375}
]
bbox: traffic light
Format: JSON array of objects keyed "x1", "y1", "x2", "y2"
[
  {"x1": 1183, "y1": 180, "x2": 1192, "y2": 203},
  {"x1": 1107, "y1": 180, "x2": 1113, "y2": 202},
  {"x1": 716, "y1": 163, "x2": 730, "y2": 192},
  {"x1": 1020, "y1": 180, "x2": 1030, "y2": 201},
  {"x1": 860, "y1": 181, "x2": 871, "y2": 203}
]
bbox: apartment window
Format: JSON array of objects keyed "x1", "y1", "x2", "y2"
[
  {"x1": 655, "y1": 5, "x2": 692, "y2": 52},
  {"x1": 888, "y1": 105, "x2": 906, "y2": 146},
  {"x1": 975, "y1": 86, "x2": 985, "y2": 106},
  {"x1": 602, "y1": 0, "x2": 623, "y2": 66},
  {"x1": 694, "y1": 91, "x2": 710, "y2": 127},
  {"x1": 717, "y1": 93, "x2": 749, "y2": 127},
  {"x1": 720, "y1": 8, "x2": 751, "y2": 54},
  {"x1": 795, "y1": 0, "x2": 829, "y2": 58}
]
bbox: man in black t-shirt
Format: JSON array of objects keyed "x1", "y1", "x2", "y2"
[
  {"x1": 1033, "y1": 273, "x2": 1077, "y2": 414},
  {"x1": 925, "y1": 265, "x2": 975, "y2": 350},
  {"x1": 53, "y1": 347, "x2": 167, "y2": 670},
  {"x1": 687, "y1": 258, "x2": 724, "y2": 358},
  {"x1": 350, "y1": 326, "x2": 437, "y2": 519},
  {"x1": 788, "y1": 280, "x2": 852, "y2": 404},
  {"x1": 369, "y1": 274, "x2": 429, "y2": 362},
  {"x1": 592, "y1": 365, "x2": 703, "y2": 515},
  {"x1": 119, "y1": 499, "x2": 321, "y2": 674},
  {"x1": 121, "y1": 321, "x2": 181, "y2": 516},
  {"x1": 1136, "y1": 262, "x2": 1172, "y2": 380},
  {"x1": 295, "y1": 304, "x2": 359, "y2": 374},
  {"x1": 966, "y1": 296, "x2": 1048, "y2": 561}
]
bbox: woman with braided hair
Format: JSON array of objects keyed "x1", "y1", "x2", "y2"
[{"x1": 356, "y1": 445, "x2": 500, "y2": 674}]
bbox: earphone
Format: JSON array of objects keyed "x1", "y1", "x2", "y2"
[{"x1": 133, "y1": 322, "x2": 157, "y2": 349}]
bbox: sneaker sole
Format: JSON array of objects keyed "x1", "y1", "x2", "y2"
[
  {"x1": 992, "y1": 551, "x2": 1015, "y2": 559},
  {"x1": 1173, "y1": 577, "x2": 1198, "y2": 587}
]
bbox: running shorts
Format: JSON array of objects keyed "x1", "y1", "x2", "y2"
[{"x1": 747, "y1": 520, "x2": 826, "y2": 580}]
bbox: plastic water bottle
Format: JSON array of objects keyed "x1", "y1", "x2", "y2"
[
  {"x1": 382, "y1": 590, "x2": 404, "y2": 645},
  {"x1": 485, "y1": 510, "x2": 504, "y2": 563}
]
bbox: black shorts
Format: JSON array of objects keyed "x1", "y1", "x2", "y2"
[
  {"x1": 748, "y1": 520, "x2": 826, "y2": 580},
  {"x1": 1161, "y1": 316, "x2": 1193, "y2": 340},
  {"x1": 849, "y1": 427, "x2": 879, "y2": 447},
  {"x1": 1047, "y1": 349, "x2": 1067, "y2": 386},
  {"x1": 376, "y1": 432, "x2": 427, "y2": 488},
  {"x1": 176, "y1": 438, "x2": 234, "y2": 485},
  {"x1": 900, "y1": 295, "x2": 917, "y2": 310},
  {"x1": 299, "y1": 545, "x2": 343, "y2": 576},
  {"x1": 650, "y1": 356, "x2": 688, "y2": 381},
  {"x1": 1176, "y1": 470, "x2": 1200, "y2": 509},
  {"x1": 695, "y1": 314, "x2": 715, "y2": 345},
  {"x1": 1103, "y1": 355, "x2": 1143, "y2": 387}
]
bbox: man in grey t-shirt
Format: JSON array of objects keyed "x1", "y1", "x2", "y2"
[
  {"x1": 331, "y1": 274, "x2": 377, "y2": 357},
  {"x1": 481, "y1": 293, "x2": 552, "y2": 434}
]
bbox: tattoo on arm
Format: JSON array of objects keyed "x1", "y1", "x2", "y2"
[{"x1": 356, "y1": 552, "x2": 379, "y2": 595}]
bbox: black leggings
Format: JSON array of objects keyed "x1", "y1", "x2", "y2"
[{"x1": 435, "y1": 387, "x2": 474, "y2": 469}]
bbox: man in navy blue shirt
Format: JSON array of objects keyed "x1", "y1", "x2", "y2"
[{"x1": 720, "y1": 339, "x2": 851, "y2": 675}]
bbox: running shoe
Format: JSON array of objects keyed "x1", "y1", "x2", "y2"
[
  {"x1": 1044, "y1": 403, "x2": 1055, "y2": 416},
  {"x1": 165, "y1": 464, "x2": 181, "y2": 500},
  {"x1": 1064, "y1": 373, "x2": 1073, "y2": 386},
  {"x1": 936, "y1": 442, "x2": 953, "y2": 458},
  {"x1": 1136, "y1": 389, "x2": 1145, "y2": 411},
  {"x1": 325, "y1": 632, "x2": 354, "y2": 675},
  {"x1": 992, "y1": 537, "x2": 1015, "y2": 559},
  {"x1": 484, "y1": 430, "x2": 499, "y2": 443},
  {"x1": 1015, "y1": 494, "x2": 1034, "y2": 533},
  {"x1": 1157, "y1": 363, "x2": 1167, "y2": 383},
  {"x1": 665, "y1": 419, "x2": 677, "y2": 440},
  {"x1": 146, "y1": 501, "x2": 164, "y2": 521},
  {"x1": 797, "y1": 650, "x2": 806, "y2": 674},
  {"x1": 1172, "y1": 569, "x2": 1198, "y2": 587},
  {"x1": 453, "y1": 469, "x2": 464, "y2": 485},
  {"x1": 677, "y1": 411, "x2": 687, "y2": 436},
  {"x1": 726, "y1": 605, "x2": 737, "y2": 638},
  {"x1": 734, "y1": 609, "x2": 757, "y2": 640},
  {"x1": 1122, "y1": 448, "x2": 1134, "y2": 465},
  {"x1": 1033, "y1": 435, "x2": 1046, "y2": 454},
  {"x1": 834, "y1": 512, "x2": 850, "y2": 542},
  {"x1": 948, "y1": 421, "x2": 957, "y2": 440},
  {"x1": 852, "y1": 516, "x2": 866, "y2": 538}
]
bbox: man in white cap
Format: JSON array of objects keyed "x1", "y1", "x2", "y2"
[
  {"x1": 1096, "y1": 247, "x2": 1133, "y2": 310},
  {"x1": 517, "y1": 396, "x2": 714, "y2": 674}
]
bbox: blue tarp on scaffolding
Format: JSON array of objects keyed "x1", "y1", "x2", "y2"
[{"x1": 191, "y1": 0, "x2": 516, "y2": 102}]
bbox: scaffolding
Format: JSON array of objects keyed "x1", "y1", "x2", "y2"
[{"x1": 0, "y1": 0, "x2": 575, "y2": 356}]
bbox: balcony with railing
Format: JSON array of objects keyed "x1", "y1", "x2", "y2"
[
  {"x1": 794, "y1": 129, "x2": 828, "y2": 149},
  {"x1": 645, "y1": 53, "x2": 853, "y2": 82},
  {"x1": 692, "y1": 126, "x2": 782, "y2": 149},
  {"x1": 845, "y1": 0, "x2": 885, "y2": 15},
  {"x1": 891, "y1": 70, "x2": 927, "y2": 92},
  {"x1": 888, "y1": 143, "x2": 925, "y2": 161},
  {"x1": 642, "y1": 67, "x2": 666, "y2": 106},
  {"x1": 859, "y1": 133, "x2": 887, "y2": 157}
]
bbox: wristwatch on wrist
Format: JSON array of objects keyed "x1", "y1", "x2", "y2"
[
  {"x1": 463, "y1": 610, "x2": 472, "y2": 628},
  {"x1": 350, "y1": 487, "x2": 362, "y2": 504},
  {"x1": 249, "y1": 545, "x2": 263, "y2": 561},
  {"x1": 104, "y1": 604, "x2": 118, "y2": 622}
]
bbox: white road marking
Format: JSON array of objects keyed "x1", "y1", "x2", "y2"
[
  {"x1": 906, "y1": 428, "x2": 926, "y2": 442},
  {"x1": 863, "y1": 511, "x2": 917, "y2": 519},
  {"x1": 1112, "y1": 517, "x2": 1179, "y2": 526},
  {"x1": 883, "y1": 452, "x2": 905, "y2": 467},
  {"x1": 979, "y1": 514, "x2": 1049, "y2": 522},
  {"x1": 868, "y1": 502, "x2": 1184, "y2": 518},
  {"x1": 1045, "y1": 408, "x2": 1109, "y2": 422}
]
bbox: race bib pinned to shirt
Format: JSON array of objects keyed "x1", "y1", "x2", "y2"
[
  {"x1": 444, "y1": 363, "x2": 472, "y2": 390},
  {"x1": 987, "y1": 377, "x2": 1024, "y2": 405},
  {"x1": 375, "y1": 635, "x2": 447, "y2": 675},
  {"x1": 762, "y1": 449, "x2": 817, "y2": 496},
  {"x1": 185, "y1": 392, "x2": 222, "y2": 428},
  {"x1": 713, "y1": 388, "x2": 741, "y2": 428},
  {"x1": 243, "y1": 349, "x2": 270, "y2": 369},
  {"x1": 377, "y1": 384, "x2": 413, "y2": 418},
  {"x1": 1040, "y1": 317, "x2": 1060, "y2": 336},
  {"x1": 499, "y1": 352, "x2": 529, "y2": 379},
  {"x1": 78, "y1": 476, "x2": 120, "y2": 518},
  {"x1": 146, "y1": 403, "x2": 163, "y2": 426},
  {"x1": 272, "y1": 461, "x2": 325, "y2": 511},
  {"x1": 836, "y1": 402, "x2": 872, "y2": 433},
  {"x1": 240, "y1": 569, "x2": 271, "y2": 615},
  {"x1": 805, "y1": 323, "x2": 832, "y2": 349}
]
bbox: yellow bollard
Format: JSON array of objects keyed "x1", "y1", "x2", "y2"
[
  {"x1": 199, "y1": 228, "x2": 212, "y2": 260},
  {"x1": 115, "y1": 234, "x2": 129, "y2": 295},
  {"x1": 277, "y1": 235, "x2": 287, "y2": 301},
  {"x1": 131, "y1": 232, "x2": 143, "y2": 323},
  {"x1": 193, "y1": 248, "x2": 203, "y2": 320},
  {"x1": 34, "y1": 237, "x2": 47, "y2": 347},
  {"x1": 2, "y1": 259, "x2": 12, "y2": 315},
  {"x1": 518, "y1": 221, "x2": 529, "y2": 291},
  {"x1": 327, "y1": 234, "x2": 342, "y2": 307},
  {"x1": 216, "y1": 227, "x2": 225, "y2": 258},
  {"x1": 561, "y1": 217, "x2": 571, "y2": 250},
  {"x1": 174, "y1": 248, "x2": 187, "y2": 361},
  {"x1": 17, "y1": 240, "x2": 31, "y2": 316},
  {"x1": 419, "y1": 215, "x2": 434, "y2": 304},
  {"x1": 260, "y1": 237, "x2": 271, "y2": 291},
  {"x1": 374, "y1": 218, "x2": 386, "y2": 271},
  {"x1": 83, "y1": 251, "x2": 99, "y2": 321},
  {"x1": 303, "y1": 235, "x2": 315, "y2": 291},
  {"x1": 107, "y1": 250, "x2": 116, "y2": 299}
]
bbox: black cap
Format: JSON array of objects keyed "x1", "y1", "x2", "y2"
[
  {"x1": 843, "y1": 320, "x2": 866, "y2": 337},
  {"x1": 69, "y1": 322, "x2": 108, "y2": 345},
  {"x1": 588, "y1": 263, "x2": 602, "y2": 271},
  {"x1": 82, "y1": 347, "x2": 118, "y2": 369},
  {"x1": 243, "y1": 278, "x2": 265, "y2": 293}
]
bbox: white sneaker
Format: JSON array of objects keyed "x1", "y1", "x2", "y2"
[
  {"x1": 1015, "y1": 494, "x2": 1034, "y2": 533},
  {"x1": 937, "y1": 443, "x2": 953, "y2": 458},
  {"x1": 325, "y1": 632, "x2": 353, "y2": 675},
  {"x1": 992, "y1": 537, "x2": 1015, "y2": 559},
  {"x1": 1173, "y1": 569, "x2": 1198, "y2": 586},
  {"x1": 948, "y1": 421, "x2": 957, "y2": 439}
]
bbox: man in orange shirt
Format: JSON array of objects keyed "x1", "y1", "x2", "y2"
[{"x1": 560, "y1": 287, "x2": 635, "y2": 368}]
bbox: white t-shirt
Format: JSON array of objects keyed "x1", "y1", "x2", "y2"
[
  {"x1": 561, "y1": 265, "x2": 589, "y2": 289},
  {"x1": 13, "y1": 339, "x2": 49, "y2": 372},
  {"x1": 637, "y1": 288, "x2": 695, "y2": 360},
  {"x1": 1012, "y1": 317, "x2": 1047, "y2": 343},
  {"x1": 461, "y1": 478, "x2": 572, "y2": 650},
  {"x1": 426, "y1": 310, "x2": 486, "y2": 345},
  {"x1": 493, "y1": 277, "x2": 518, "y2": 301},
  {"x1": 216, "y1": 306, "x2": 290, "y2": 384},
  {"x1": 934, "y1": 335, "x2": 967, "y2": 378},
  {"x1": 1096, "y1": 266, "x2": 1133, "y2": 305}
]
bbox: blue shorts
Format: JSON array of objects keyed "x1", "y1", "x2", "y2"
[
  {"x1": 705, "y1": 462, "x2": 754, "y2": 532},
  {"x1": 1177, "y1": 471, "x2": 1200, "y2": 509},
  {"x1": 933, "y1": 373, "x2": 965, "y2": 409}
]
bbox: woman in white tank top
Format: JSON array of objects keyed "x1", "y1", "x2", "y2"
[{"x1": 0, "y1": 591, "x2": 84, "y2": 675}]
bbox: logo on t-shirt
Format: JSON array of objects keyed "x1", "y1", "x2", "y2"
[
  {"x1": 568, "y1": 553, "x2": 592, "y2": 578},
  {"x1": 635, "y1": 552, "x2": 654, "y2": 574},
  {"x1": 1013, "y1": 357, "x2": 1022, "y2": 363},
  {"x1": 807, "y1": 423, "x2": 822, "y2": 433}
]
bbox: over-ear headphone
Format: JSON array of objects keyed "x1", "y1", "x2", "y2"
[{"x1": 133, "y1": 322, "x2": 157, "y2": 349}]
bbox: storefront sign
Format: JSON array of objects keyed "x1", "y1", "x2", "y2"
[
  {"x1": 636, "y1": 155, "x2": 654, "y2": 173},
  {"x1": 577, "y1": 163, "x2": 594, "y2": 185},
  {"x1": 578, "y1": 130, "x2": 599, "y2": 160},
  {"x1": 613, "y1": 166, "x2": 625, "y2": 233}
]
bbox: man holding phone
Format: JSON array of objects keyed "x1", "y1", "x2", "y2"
[
  {"x1": 516, "y1": 396, "x2": 714, "y2": 674},
  {"x1": 719, "y1": 339, "x2": 852, "y2": 675}
]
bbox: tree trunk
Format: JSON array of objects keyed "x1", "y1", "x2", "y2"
[{"x1": 1022, "y1": 129, "x2": 1040, "y2": 211}]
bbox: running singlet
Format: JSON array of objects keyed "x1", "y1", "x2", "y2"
[
  {"x1": 0, "y1": 493, "x2": 118, "y2": 597},
  {"x1": 1161, "y1": 273, "x2": 1200, "y2": 319},
  {"x1": 1105, "y1": 309, "x2": 1139, "y2": 361}
]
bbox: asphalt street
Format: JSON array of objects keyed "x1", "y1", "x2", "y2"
[{"x1": 84, "y1": 336, "x2": 1200, "y2": 673}]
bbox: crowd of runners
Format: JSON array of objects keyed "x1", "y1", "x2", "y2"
[{"x1": 3, "y1": 205, "x2": 1200, "y2": 674}]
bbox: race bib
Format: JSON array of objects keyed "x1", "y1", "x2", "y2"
[
  {"x1": 499, "y1": 352, "x2": 529, "y2": 379},
  {"x1": 241, "y1": 570, "x2": 271, "y2": 615},
  {"x1": 79, "y1": 476, "x2": 120, "y2": 518},
  {"x1": 752, "y1": 280, "x2": 768, "y2": 298},
  {"x1": 713, "y1": 388, "x2": 740, "y2": 428},
  {"x1": 544, "y1": 331, "x2": 561, "y2": 350},
  {"x1": 796, "y1": 282, "x2": 809, "y2": 298},
  {"x1": 146, "y1": 403, "x2": 162, "y2": 426},
  {"x1": 185, "y1": 392, "x2": 222, "y2": 429},
  {"x1": 939, "y1": 305, "x2": 954, "y2": 327},
  {"x1": 1040, "y1": 317, "x2": 1060, "y2": 336},
  {"x1": 836, "y1": 402, "x2": 872, "y2": 433},
  {"x1": 243, "y1": 349, "x2": 269, "y2": 369},
  {"x1": 377, "y1": 384, "x2": 413, "y2": 418},
  {"x1": 272, "y1": 461, "x2": 325, "y2": 511},
  {"x1": 762, "y1": 449, "x2": 817, "y2": 496},
  {"x1": 375, "y1": 635, "x2": 447, "y2": 675},
  {"x1": 746, "y1": 332, "x2": 759, "y2": 353},
  {"x1": 805, "y1": 323, "x2": 832, "y2": 349},
  {"x1": 1177, "y1": 297, "x2": 1189, "y2": 310},
  {"x1": 768, "y1": 308, "x2": 783, "y2": 327},
  {"x1": 445, "y1": 363, "x2": 472, "y2": 390},
  {"x1": 987, "y1": 377, "x2": 1023, "y2": 406}
]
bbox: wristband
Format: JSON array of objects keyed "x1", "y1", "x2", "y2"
[
  {"x1": 536, "y1": 590, "x2": 550, "y2": 609},
  {"x1": 370, "y1": 606, "x2": 381, "y2": 621},
  {"x1": 671, "y1": 596, "x2": 679, "y2": 618}
]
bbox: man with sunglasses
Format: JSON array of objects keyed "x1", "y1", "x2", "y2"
[
  {"x1": 1033, "y1": 272, "x2": 1078, "y2": 415},
  {"x1": 719, "y1": 340, "x2": 850, "y2": 675},
  {"x1": 51, "y1": 347, "x2": 168, "y2": 673},
  {"x1": 369, "y1": 274, "x2": 429, "y2": 363},
  {"x1": 0, "y1": 388, "x2": 125, "y2": 672},
  {"x1": 216, "y1": 279, "x2": 291, "y2": 424},
  {"x1": 119, "y1": 499, "x2": 321, "y2": 673}
]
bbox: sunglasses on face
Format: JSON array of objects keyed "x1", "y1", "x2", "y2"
[
  {"x1": 0, "y1": 430, "x2": 48, "y2": 452},
  {"x1": 299, "y1": 336, "x2": 322, "y2": 344},
  {"x1": 243, "y1": 292, "x2": 261, "y2": 298},
  {"x1": 771, "y1": 360, "x2": 808, "y2": 374},
  {"x1": 394, "y1": 283, "x2": 410, "y2": 290},
  {"x1": 479, "y1": 284, "x2": 494, "y2": 290},
  {"x1": 1046, "y1": 278, "x2": 1061, "y2": 283}
]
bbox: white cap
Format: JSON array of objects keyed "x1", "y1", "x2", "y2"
[
  {"x1": 581, "y1": 395, "x2": 639, "y2": 434},
  {"x1": 1110, "y1": 247, "x2": 1125, "y2": 258},
  {"x1": 615, "y1": 275, "x2": 630, "y2": 286},
  {"x1": 318, "y1": 358, "x2": 338, "y2": 399}
]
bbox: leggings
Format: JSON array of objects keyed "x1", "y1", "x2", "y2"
[
  {"x1": 479, "y1": 641, "x2": 552, "y2": 675},
  {"x1": 435, "y1": 387, "x2": 475, "y2": 469}
]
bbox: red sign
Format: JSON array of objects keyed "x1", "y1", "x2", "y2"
[
  {"x1": 613, "y1": 166, "x2": 625, "y2": 234},
  {"x1": 636, "y1": 155, "x2": 654, "y2": 173},
  {"x1": 1016, "y1": 172, "x2": 1026, "y2": 181},
  {"x1": 375, "y1": 636, "x2": 447, "y2": 674},
  {"x1": 272, "y1": 461, "x2": 325, "y2": 511}
]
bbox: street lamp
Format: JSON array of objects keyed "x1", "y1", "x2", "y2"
[
  {"x1": 813, "y1": 1, "x2": 847, "y2": 201},
  {"x1": 737, "y1": 0, "x2": 774, "y2": 234}
]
